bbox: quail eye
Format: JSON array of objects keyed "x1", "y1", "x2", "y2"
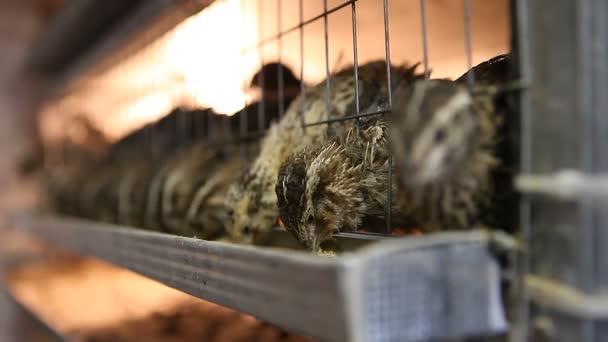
[
  {"x1": 307, "y1": 214, "x2": 315, "y2": 224},
  {"x1": 434, "y1": 129, "x2": 446, "y2": 143},
  {"x1": 243, "y1": 225, "x2": 251, "y2": 235}
]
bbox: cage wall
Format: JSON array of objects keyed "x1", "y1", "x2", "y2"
[{"x1": 515, "y1": 0, "x2": 608, "y2": 341}]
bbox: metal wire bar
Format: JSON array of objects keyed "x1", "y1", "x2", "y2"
[
  {"x1": 239, "y1": 0, "x2": 249, "y2": 159},
  {"x1": 514, "y1": 0, "x2": 532, "y2": 338},
  {"x1": 419, "y1": 0, "x2": 430, "y2": 79},
  {"x1": 350, "y1": 0, "x2": 361, "y2": 130},
  {"x1": 257, "y1": 0, "x2": 266, "y2": 133},
  {"x1": 277, "y1": 0, "x2": 285, "y2": 118},
  {"x1": 208, "y1": 111, "x2": 217, "y2": 143},
  {"x1": 516, "y1": 171, "x2": 608, "y2": 201},
  {"x1": 303, "y1": 108, "x2": 390, "y2": 127},
  {"x1": 383, "y1": 0, "x2": 393, "y2": 234},
  {"x1": 463, "y1": 0, "x2": 475, "y2": 88},
  {"x1": 241, "y1": 0, "x2": 358, "y2": 54},
  {"x1": 221, "y1": 114, "x2": 232, "y2": 155},
  {"x1": 323, "y1": 0, "x2": 332, "y2": 130},
  {"x1": 334, "y1": 231, "x2": 395, "y2": 240},
  {"x1": 298, "y1": 0, "x2": 306, "y2": 129}
]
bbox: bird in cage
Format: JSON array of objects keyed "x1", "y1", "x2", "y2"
[
  {"x1": 156, "y1": 142, "x2": 221, "y2": 233},
  {"x1": 77, "y1": 161, "x2": 125, "y2": 223},
  {"x1": 275, "y1": 118, "x2": 415, "y2": 252},
  {"x1": 225, "y1": 60, "x2": 422, "y2": 245},
  {"x1": 274, "y1": 63, "x2": 426, "y2": 251},
  {"x1": 455, "y1": 54, "x2": 519, "y2": 233},
  {"x1": 387, "y1": 54, "x2": 517, "y2": 233},
  {"x1": 88, "y1": 107, "x2": 213, "y2": 229},
  {"x1": 181, "y1": 145, "x2": 257, "y2": 240},
  {"x1": 116, "y1": 158, "x2": 159, "y2": 227},
  {"x1": 142, "y1": 64, "x2": 300, "y2": 235},
  {"x1": 44, "y1": 115, "x2": 109, "y2": 216},
  {"x1": 229, "y1": 62, "x2": 303, "y2": 136}
]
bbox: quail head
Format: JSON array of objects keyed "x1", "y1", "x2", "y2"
[
  {"x1": 276, "y1": 119, "x2": 413, "y2": 252},
  {"x1": 225, "y1": 61, "x2": 419, "y2": 244}
]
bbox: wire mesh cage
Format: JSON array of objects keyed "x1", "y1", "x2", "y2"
[{"x1": 39, "y1": 0, "x2": 513, "y2": 239}]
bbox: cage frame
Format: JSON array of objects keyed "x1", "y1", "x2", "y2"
[
  {"x1": 514, "y1": 0, "x2": 608, "y2": 341},
  {"x1": 14, "y1": 213, "x2": 506, "y2": 342}
]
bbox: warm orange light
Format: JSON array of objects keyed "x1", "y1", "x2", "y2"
[
  {"x1": 162, "y1": 0, "x2": 259, "y2": 115},
  {"x1": 39, "y1": 0, "x2": 509, "y2": 144}
]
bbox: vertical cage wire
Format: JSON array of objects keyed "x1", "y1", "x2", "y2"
[
  {"x1": 257, "y1": 0, "x2": 266, "y2": 134},
  {"x1": 239, "y1": 0, "x2": 249, "y2": 159},
  {"x1": 277, "y1": 0, "x2": 285, "y2": 119},
  {"x1": 322, "y1": 0, "x2": 333, "y2": 132},
  {"x1": 382, "y1": 0, "x2": 393, "y2": 234},
  {"x1": 350, "y1": 0, "x2": 360, "y2": 127},
  {"x1": 298, "y1": 0, "x2": 306, "y2": 129},
  {"x1": 419, "y1": 0, "x2": 430, "y2": 80},
  {"x1": 463, "y1": 0, "x2": 475, "y2": 88}
]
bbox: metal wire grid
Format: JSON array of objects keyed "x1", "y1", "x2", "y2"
[{"x1": 232, "y1": 0, "x2": 480, "y2": 237}]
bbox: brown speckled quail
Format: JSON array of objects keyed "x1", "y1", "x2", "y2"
[
  {"x1": 158, "y1": 142, "x2": 220, "y2": 233},
  {"x1": 388, "y1": 54, "x2": 515, "y2": 232},
  {"x1": 274, "y1": 62, "x2": 425, "y2": 251},
  {"x1": 225, "y1": 61, "x2": 421, "y2": 244},
  {"x1": 276, "y1": 118, "x2": 414, "y2": 252},
  {"x1": 182, "y1": 146, "x2": 256, "y2": 240}
]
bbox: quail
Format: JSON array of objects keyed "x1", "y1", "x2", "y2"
[
  {"x1": 45, "y1": 115, "x2": 109, "y2": 216},
  {"x1": 229, "y1": 62, "x2": 303, "y2": 136},
  {"x1": 456, "y1": 53, "x2": 518, "y2": 232},
  {"x1": 115, "y1": 158, "x2": 158, "y2": 227},
  {"x1": 225, "y1": 61, "x2": 418, "y2": 244},
  {"x1": 182, "y1": 146, "x2": 256, "y2": 240},
  {"x1": 388, "y1": 54, "x2": 515, "y2": 232},
  {"x1": 276, "y1": 118, "x2": 414, "y2": 251},
  {"x1": 157, "y1": 142, "x2": 221, "y2": 233},
  {"x1": 274, "y1": 64, "x2": 424, "y2": 251},
  {"x1": 96, "y1": 63, "x2": 301, "y2": 231}
]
